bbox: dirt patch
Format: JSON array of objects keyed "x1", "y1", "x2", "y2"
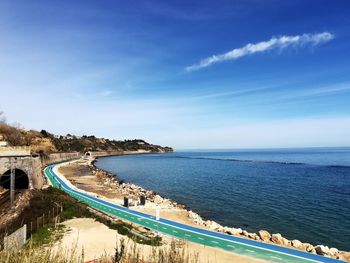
[{"x1": 58, "y1": 161, "x2": 122, "y2": 199}]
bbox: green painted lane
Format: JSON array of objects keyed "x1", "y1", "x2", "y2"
[{"x1": 44, "y1": 163, "x2": 344, "y2": 263}]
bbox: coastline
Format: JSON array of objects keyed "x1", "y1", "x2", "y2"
[
  {"x1": 60, "y1": 153, "x2": 350, "y2": 262},
  {"x1": 56, "y1": 157, "x2": 264, "y2": 263}
]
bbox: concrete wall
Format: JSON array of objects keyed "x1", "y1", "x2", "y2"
[{"x1": 43, "y1": 152, "x2": 81, "y2": 166}]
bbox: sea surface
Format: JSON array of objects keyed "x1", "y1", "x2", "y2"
[{"x1": 95, "y1": 147, "x2": 350, "y2": 250}]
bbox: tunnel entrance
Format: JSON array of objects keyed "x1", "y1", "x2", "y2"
[{"x1": 0, "y1": 169, "x2": 29, "y2": 189}]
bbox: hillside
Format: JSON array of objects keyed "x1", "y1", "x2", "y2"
[
  {"x1": 43, "y1": 130, "x2": 173, "y2": 153},
  {"x1": 0, "y1": 118, "x2": 173, "y2": 154}
]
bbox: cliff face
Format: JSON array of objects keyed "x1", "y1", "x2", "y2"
[{"x1": 0, "y1": 122, "x2": 173, "y2": 154}]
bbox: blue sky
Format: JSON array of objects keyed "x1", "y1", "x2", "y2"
[{"x1": 1, "y1": 0, "x2": 350, "y2": 149}]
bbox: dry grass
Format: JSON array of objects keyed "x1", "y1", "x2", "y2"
[
  {"x1": 96, "y1": 238, "x2": 199, "y2": 263},
  {"x1": 0, "y1": 238, "x2": 199, "y2": 263},
  {"x1": 0, "y1": 243, "x2": 83, "y2": 263}
]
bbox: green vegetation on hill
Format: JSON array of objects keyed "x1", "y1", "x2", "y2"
[
  {"x1": 44, "y1": 131, "x2": 173, "y2": 153},
  {"x1": 0, "y1": 112, "x2": 173, "y2": 154}
]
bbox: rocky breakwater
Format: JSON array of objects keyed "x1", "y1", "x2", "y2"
[
  {"x1": 188, "y1": 210, "x2": 350, "y2": 262},
  {"x1": 89, "y1": 160, "x2": 184, "y2": 210}
]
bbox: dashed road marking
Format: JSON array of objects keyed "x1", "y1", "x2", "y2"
[{"x1": 270, "y1": 256, "x2": 282, "y2": 261}]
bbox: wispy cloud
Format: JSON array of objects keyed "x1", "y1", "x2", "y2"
[{"x1": 186, "y1": 32, "x2": 334, "y2": 71}]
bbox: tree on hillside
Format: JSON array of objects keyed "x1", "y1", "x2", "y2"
[{"x1": 40, "y1": 130, "x2": 49, "y2": 137}]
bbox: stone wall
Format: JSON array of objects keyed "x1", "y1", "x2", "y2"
[
  {"x1": 43, "y1": 152, "x2": 81, "y2": 166},
  {"x1": 0, "y1": 152, "x2": 82, "y2": 190},
  {"x1": 0, "y1": 155, "x2": 43, "y2": 189}
]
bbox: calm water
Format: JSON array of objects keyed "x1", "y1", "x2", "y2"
[{"x1": 96, "y1": 148, "x2": 350, "y2": 250}]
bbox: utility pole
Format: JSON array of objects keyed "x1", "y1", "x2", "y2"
[{"x1": 10, "y1": 158, "x2": 15, "y2": 206}]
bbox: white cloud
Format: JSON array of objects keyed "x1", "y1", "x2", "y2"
[{"x1": 186, "y1": 32, "x2": 334, "y2": 71}]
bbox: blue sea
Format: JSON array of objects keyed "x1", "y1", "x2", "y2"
[{"x1": 95, "y1": 148, "x2": 350, "y2": 250}]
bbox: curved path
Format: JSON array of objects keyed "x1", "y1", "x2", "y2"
[{"x1": 44, "y1": 162, "x2": 344, "y2": 263}]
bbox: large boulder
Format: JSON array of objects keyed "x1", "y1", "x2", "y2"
[
  {"x1": 329, "y1": 247, "x2": 339, "y2": 257},
  {"x1": 205, "y1": 220, "x2": 221, "y2": 231},
  {"x1": 271, "y1": 233, "x2": 284, "y2": 245},
  {"x1": 338, "y1": 251, "x2": 350, "y2": 262},
  {"x1": 248, "y1": 232, "x2": 258, "y2": 239},
  {"x1": 242, "y1": 230, "x2": 249, "y2": 237},
  {"x1": 226, "y1": 228, "x2": 243, "y2": 235},
  {"x1": 282, "y1": 237, "x2": 291, "y2": 246},
  {"x1": 303, "y1": 243, "x2": 315, "y2": 253},
  {"x1": 315, "y1": 245, "x2": 330, "y2": 255},
  {"x1": 291, "y1": 240, "x2": 303, "y2": 249},
  {"x1": 154, "y1": 195, "x2": 163, "y2": 204},
  {"x1": 258, "y1": 230, "x2": 271, "y2": 242}
]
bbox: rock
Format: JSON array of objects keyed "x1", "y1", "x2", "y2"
[
  {"x1": 271, "y1": 233, "x2": 283, "y2": 245},
  {"x1": 258, "y1": 230, "x2": 271, "y2": 242},
  {"x1": 226, "y1": 228, "x2": 243, "y2": 235},
  {"x1": 248, "y1": 233, "x2": 258, "y2": 239},
  {"x1": 204, "y1": 220, "x2": 222, "y2": 231},
  {"x1": 315, "y1": 245, "x2": 330, "y2": 255},
  {"x1": 329, "y1": 248, "x2": 339, "y2": 256},
  {"x1": 304, "y1": 243, "x2": 315, "y2": 253},
  {"x1": 154, "y1": 195, "x2": 163, "y2": 204},
  {"x1": 242, "y1": 230, "x2": 249, "y2": 237},
  {"x1": 338, "y1": 251, "x2": 350, "y2": 261},
  {"x1": 282, "y1": 237, "x2": 291, "y2": 246},
  {"x1": 291, "y1": 240, "x2": 303, "y2": 249},
  {"x1": 217, "y1": 226, "x2": 225, "y2": 232}
]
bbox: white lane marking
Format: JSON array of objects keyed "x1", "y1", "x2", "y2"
[
  {"x1": 47, "y1": 167, "x2": 323, "y2": 263},
  {"x1": 227, "y1": 244, "x2": 235, "y2": 248},
  {"x1": 211, "y1": 241, "x2": 219, "y2": 244},
  {"x1": 185, "y1": 234, "x2": 191, "y2": 237},
  {"x1": 246, "y1": 249, "x2": 255, "y2": 253},
  {"x1": 270, "y1": 256, "x2": 283, "y2": 261},
  {"x1": 198, "y1": 237, "x2": 204, "y2": 240}
]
